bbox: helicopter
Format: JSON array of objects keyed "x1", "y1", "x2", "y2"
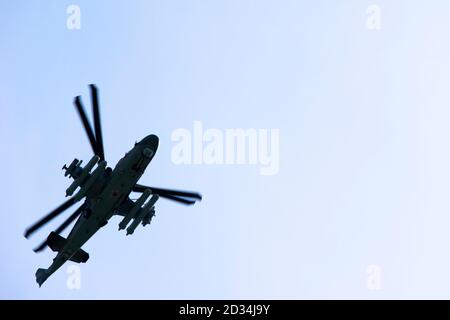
[{"x1": 24, "y1": 84, "x2": 202, "y2": 287}]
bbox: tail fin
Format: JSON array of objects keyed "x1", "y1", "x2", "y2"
[{"x1": 35, "y1": 268, "x2": 49, "y2": 287}]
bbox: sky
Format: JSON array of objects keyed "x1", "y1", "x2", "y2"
[{"x1": 2, "y1": 0, "x2": 450, "y2": 299}]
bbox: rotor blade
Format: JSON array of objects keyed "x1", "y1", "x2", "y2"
[
  {"x1": 133, "y1": 184, "x2": 202, "y2": 200},
  {"x1": 74, "y1": 95, "x2": 98, "y2": 157},
  {"x1": 158, "y1": 193, "x2": 196, "y2": 205},
  {"x1": 33, "y1": 205, "x2": 84, "y2": 253},
  {"x1": 90, "y1": 84, "x2": 105, "y2": 161},
  {"x1": 24, "y1": 198, "x2": 76, "y2": 238}
]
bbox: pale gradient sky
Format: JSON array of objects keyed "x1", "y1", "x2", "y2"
[{"x1": 2, "y1": 0, "x2": 450, "y2": 299}]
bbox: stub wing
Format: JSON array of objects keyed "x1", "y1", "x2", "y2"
[
  {"x1": 115, "y1": 197, "x2": 135, "y2": 217},
  {"x1": 115, "y1": 196, "x2": 157, "y2": 234}
]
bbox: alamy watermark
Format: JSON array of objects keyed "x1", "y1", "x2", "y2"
[
  {"x1": 366, "y1": 264, "x2": 382, "y2": 290},
  {"x1": 66, "y1": 265, "x2": 81, "y2": 290},
  {"x1": 366, "y1": 5, "x2": 382, "y2": 30},
  {"x1": 66, "y1": 5, "x2": 81, "y2": 30},
  {"x1": 171, "y1": 121, "x2": 280, "y2": 175}
]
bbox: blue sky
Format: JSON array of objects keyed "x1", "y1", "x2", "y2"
[{"x1": 2, "y1": 0, "x2": 450, "y2": 299}]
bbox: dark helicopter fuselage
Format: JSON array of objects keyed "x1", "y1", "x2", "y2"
[{"x1": 40, "y1": 134, "x2": 159, "y2": 284}]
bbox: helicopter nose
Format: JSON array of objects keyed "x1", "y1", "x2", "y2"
[{"x1": 140, "y1": 134, "x2": 159, "y2": 151}]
